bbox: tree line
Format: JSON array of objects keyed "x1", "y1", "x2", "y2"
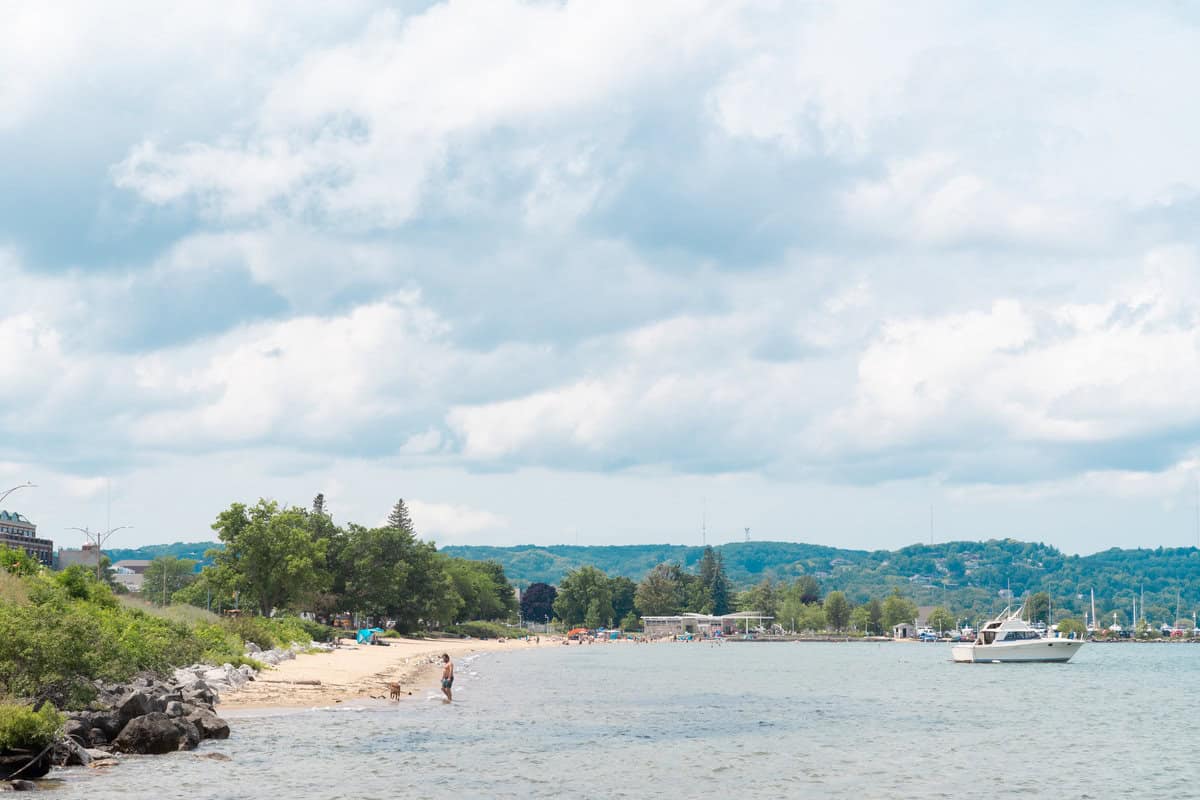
[
  {"x1": 520, "y1": 549, "x2": 938, "y2": 635},
  {"x1": 158, "y1": 495, "x2": 516, "y2": 631}
]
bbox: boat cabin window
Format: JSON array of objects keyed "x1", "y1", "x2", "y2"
[{"x1": 983, "y1": 631, "x2": 995, "y2": 644}]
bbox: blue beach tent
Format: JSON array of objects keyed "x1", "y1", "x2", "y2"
[{"x1": 356, "y1": 627, "x2": 384, "y2": 644}]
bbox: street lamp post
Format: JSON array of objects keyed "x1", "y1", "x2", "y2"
[
  {"x1": 0, "y1": 482, "x2": 36, "y2": 507},
  {"x1": 67, "y1": 525, "x2": 133, "y2": 582}
]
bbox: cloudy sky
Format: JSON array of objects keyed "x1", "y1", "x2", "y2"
[{"x1": 4, "y1": 1, "x2": 1200, "y2": 554}]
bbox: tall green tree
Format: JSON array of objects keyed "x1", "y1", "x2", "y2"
[
  {"x1": 882, "y1": 589, "x2": 918, "y2": 630},
  {"x1": 609, "y1": 576, "x2": 637, "y2": 623},
  {"x1": 850, "y1": 604, "x2": 871, "y2": 633},
  {"x1": 340, "y1": 523, "x2": 449, "y2": 631},
  {"x1": 210, "y1": 500, "x2": 329, "y2": 617},
  {"x1": 794, "y1": 575, "x2": 821, "y2": 604},
  {"x1": 823, "y1": 591, "x2": 851, "y2": 632},
  {"x1": 1026, "y1": 591, "x2": 1050, "y2": 624},
  {"x1": 444, "y1": 558, "x2": 516, "y2": 622},
  {"x1": 520, "y1": 582, "x2": 557, "y2": 623},
  {"x1": 698, "y1": 547, "x2": 732, "y2": 615},
  {"x1": 142, "y1": 556, "x2": 198, "y2": 606},
  {"x1": 635, "y1": 564, "x2": 680, "y2": 616},
  {"x1": 387, "y1": 499, "x2": 414, "y2": 532},
  {"x1": 866, "y1": 598, "x2": 884, "y2": 635},
  {"x1": 927, "y1": 606, "x2": 955, "y2": 634},
  {"x1": 738, "y1": 578, "x2": 779, "y2": 619},
  {"x1": 553, "y1": 566, "x2": 613, "y2": 626}
]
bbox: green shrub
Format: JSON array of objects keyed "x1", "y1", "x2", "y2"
[
  {"x1": 444, "y1": 621, "x2": 521, "y2": 639},
  {"x1": 0, "y1": 703, "x2": 64, "y2": 750}
]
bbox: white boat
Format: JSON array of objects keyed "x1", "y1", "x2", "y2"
[{"x1": 952, "y1": 606, "x2": 1084, "y2": 664}]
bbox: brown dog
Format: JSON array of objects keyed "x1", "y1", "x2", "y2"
[{"x1": 387, "y1": 682, "x2": 404, "y2": 700}]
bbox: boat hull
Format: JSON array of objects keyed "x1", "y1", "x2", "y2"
[{"x1": 951, "y1": 639, "x2": 1084, "y2": 663}]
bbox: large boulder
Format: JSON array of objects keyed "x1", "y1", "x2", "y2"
[
  {"x1": 116, "y1": 689, "x2": 154, "y2": 724},
  {"x1": 187, "y1": 709, "x2": 230, "y2": 741},
  {"x1": 172, "y1": 667, "x2": 202, "y2": 687},
  {"x1": 89, "y1": 711, "x2": 124, "y2": 741},
  {"x1": 112, "y1": 712, "x2": 196, "y2": 754}
]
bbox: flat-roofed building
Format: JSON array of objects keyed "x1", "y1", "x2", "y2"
[
  {"x1": 57, "y1": 543, "x2": 101, "y2": 571},
  {"x1": 641, "y1": 611, "x2": 774, "y2": 638},
  {"x1": 111, "y1": 559, "x2": 152, "y2": 593},
  {"x1": 0, "y1": 509, "x2": 53, "y2": 567}
]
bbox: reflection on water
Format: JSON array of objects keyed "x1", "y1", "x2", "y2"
[{"x1": 47, "y1": 643, "x2": 1200, "y2": 799}]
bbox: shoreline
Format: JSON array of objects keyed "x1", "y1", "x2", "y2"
[{"x1": 216, "y1": 634, "x2": 560, "y2": 711}]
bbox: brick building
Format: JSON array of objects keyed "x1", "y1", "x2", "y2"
[{"x1": 0, "y1": 509, "x2": 53, "y2": 567}]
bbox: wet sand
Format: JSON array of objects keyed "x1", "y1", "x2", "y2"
[{"x1": 217, "y1": 634, "x2": 558, "y2": 710}]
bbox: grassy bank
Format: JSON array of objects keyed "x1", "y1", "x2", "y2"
[{"x1": 0, "y1": 549, "x2": 333, "y2": 712}]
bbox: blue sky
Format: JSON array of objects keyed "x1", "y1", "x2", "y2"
[{"x1": 4, "y1": 1, "x2": 1200, "y2": 554}]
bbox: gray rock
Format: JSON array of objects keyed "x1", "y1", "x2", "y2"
[
  {"x1": 63, "y1": 717, "x2": 90, "y2": 745},
  {"x1": 164, "y1": 701, "x2": 186, "y2": 717},
  {"x1": 112, "y1": 712, "x2": 194, "y2": 754},
  {"x1": 89, "y1": 728, "x2": 108, "y2": 746},
  {"x1": 84, "y1": 749, "x2": 111, "y2": 761},
  {"x1": 90, "y1": 711, "x2": 123, "y2": 740},
  {"x1": 182, "y1": 683, "x2": 217, "y2": 708},
  {"x1": 177, "y1": 720, "x2": 201, "y2": 751},
  {"x1": 244, "y1": 642, "x2": 261, "y2": 654},
  {"x1": 187, "y1": 709, "x2": 231, "y2": 740},
  {"x1": 116, "y1": 689, "x2": 154, "y2": 723},
  {"x1": 172, "y1": 668, "x2": 202, "y2": 687},
  {"x1": 10, "y1": 779, "x2": 37, "y2": 791}
]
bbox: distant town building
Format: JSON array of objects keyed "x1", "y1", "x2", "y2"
[
  {"x1": 57, "y1": 543, "x2": 102, "y2": 571},
  {"x1": 641, "y1": 611, "x2": 774, "y2": 638},
  {"x1": 112, "y1": 559, "x2": 152, "y2": 593},
  {"x1": 892, "y1": 622, "x2": 917, "y2": 639},
  {"x1": 0, "y1": 509, "x2": 53, "y2": 566}
]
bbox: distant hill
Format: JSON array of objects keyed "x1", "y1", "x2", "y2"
[
  {"x1": 439, "y1": 541, "x2": 868, "y2": 587},
  {"x1": 442, "y1": 539, "x2": 1200, "y2": 622},
  {"x1": 112, "y1": 537, "x2": 1200, "y2": 624},
  {"x1": 104, "y1": 541, "x2": 222, "y2": 568}
]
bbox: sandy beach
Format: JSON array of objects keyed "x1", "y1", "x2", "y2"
[{"x1": 217, "y1": 635, "x2": 559, "y2": 710}]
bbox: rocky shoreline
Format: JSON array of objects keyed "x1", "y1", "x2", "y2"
[{"x1": 2, "y1": 643, "x2": 310, "y2": 790}]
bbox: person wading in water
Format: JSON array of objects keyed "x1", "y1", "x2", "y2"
[{"x1": 441, "y1": 653, "x2": 454, "y2": 702}]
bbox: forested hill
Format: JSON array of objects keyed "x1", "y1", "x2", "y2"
[
  {"x1": 104, "y1": 542, "x2": 220, "y2": 566},
  {"x1": 442, "y1": 539, "x2": 1200, "y2": 620},
  {"x1": 439, "y1": 541, "x2": 867, "y2": 588}
]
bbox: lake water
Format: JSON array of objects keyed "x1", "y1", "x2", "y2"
[{"x1": 47, "y1": 641, "x2": 1200, "y2": 799}]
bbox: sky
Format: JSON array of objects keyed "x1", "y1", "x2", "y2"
[{"x1": 4, "y1": 1, "x2": 1200, "y2": 555}]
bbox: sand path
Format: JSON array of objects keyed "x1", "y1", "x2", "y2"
[{"x1": 217, "y1": 635, "x2": 558, "y2": 710}]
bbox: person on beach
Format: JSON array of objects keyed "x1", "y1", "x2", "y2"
[{"x1": 441, "y1": 653, "x2": 454, "y2": 702}]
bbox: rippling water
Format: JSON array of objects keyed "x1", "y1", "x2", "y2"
[{"x1": 47, "y1": 642, "x2": 1200, "y2": 799}]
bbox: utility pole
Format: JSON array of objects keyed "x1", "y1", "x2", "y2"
[{"x1": 67, "y1": 525, "x2": 133, "y2": 582}]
